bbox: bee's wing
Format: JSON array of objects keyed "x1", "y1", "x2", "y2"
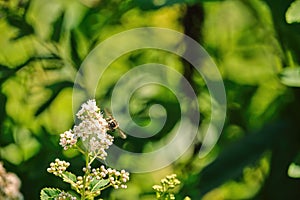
[
  {"x1": 104, "y1": 108, "x2": 112, "y2": 117},
  {"x1": 118, "y1": 129, "x2": 127, "y2": 139}
]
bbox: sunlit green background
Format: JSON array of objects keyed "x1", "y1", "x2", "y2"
[{"x1": 1, "y1": 0, "x2": 300, "y2": 199}]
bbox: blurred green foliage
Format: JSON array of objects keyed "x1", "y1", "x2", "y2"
[{"x1": 1, "y1": 0, "x2": 300, "y2": 199}]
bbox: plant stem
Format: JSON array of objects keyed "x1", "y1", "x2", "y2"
[
  {"x1": 88, "y1": 155, "x2": 98, "y2": 166},
  {"x1": 76, "y1": 145, "x2": 86, "y2": 155},
  {"x1": 81, "y1": 153, "x2": 90, "y2": 200}
]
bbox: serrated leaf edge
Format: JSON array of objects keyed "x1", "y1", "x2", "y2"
[{"x1": 40, "y1": 187, "x2": 62, "y2": 200}]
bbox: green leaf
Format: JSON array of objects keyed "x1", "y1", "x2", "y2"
[
  {"x1": 0, "y1": 64, "x2": 17, "y2": 85},
  {"x1": 40, "y1": 188, "x2": 61, "y2": 200},
  {"x1": 288, "y1": 163, "x2": 300, "y2": 178},
  {"x1": 183, "y1": 122, "x2": 286, "y2": 198},
  {"x1": 6, "y1": 15, "x2": 34, "y2": 40},
  {"x1": 132, "y1": 0, "x2": 189, "y2": 10},
  {"x1": 286, "y1": 0, "x2": 300, "y2": 23},
  {"x1": 70, "y1": 30, "x2": 82, "y2": 69},
  {"x1": 90, "y1": 179, "x2": 110, "y2": 192},
  {"x1": 62, "y1": 171, "x2": 77, "y2": 184},
  {"x1": 132, "y1": 0, "x2": 219, "y2": 10},
  {"x1": 280, "y1": 67, "x2": 300, "y2": 87},
  {"x1": 51, "y1": 12, "x2": 65, "y2": 42},
  {"x1": 0, "y1": 91, "x2": 7, "y2": 132},
  {"x1": 35, "y1": 81, "x2": 73, "y2": 116},
  {"x1": 0, "y1": 55, "x2": 61, "y2": 85}
]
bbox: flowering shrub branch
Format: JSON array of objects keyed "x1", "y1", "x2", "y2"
[{"x1": 40, "y1": 100, "x2": 130, "y2": 200}]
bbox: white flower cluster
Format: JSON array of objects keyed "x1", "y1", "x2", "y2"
[
  {"x1": 0, "y1": 162, "x2": 23, "y2": 200},
  {"x1": 59, "y1": 130, "x2": 77, "y2": 150},
  {"x1": 59, "y1": 99, "x2": 114, "y2": 160}
]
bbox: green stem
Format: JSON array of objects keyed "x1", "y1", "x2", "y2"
[
  {"x1": 88, "y1": 155, "x2": 98, "y2": 166},
  {"x1": 88, "y1": 182, "x2": 112, "y2": 198},
  {"x1": 81, "y1": 153, "x2": 90, "y2": 200},
  {"x1": 53, "y1": 172, "x2": 81, "y2": 194},
  {"x1": 76, "y1": 144, "x2": 86, "y2": 155},
  {"x1": 287, "y1": 50, "x2": 295, "y2": 67},
  {"x1": 100, "y1": 182, "x2": 112, "y2": 191}
]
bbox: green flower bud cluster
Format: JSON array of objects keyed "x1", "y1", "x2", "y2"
[
  {"x1": 106, "y1": 168, "x2": 130, "y2": 189},
  {"x1": 74, "y1": 165, "x2": 130, "y2": 191},
  {"x1": 47, "y1": 159, "x2": 70, "y2": 176},
  {"x1": 55, "y1": 191, "x2": 77, "y2": 200},
  {"x1": 152, "y1": 174, "x2": 182, "y2": 200}
]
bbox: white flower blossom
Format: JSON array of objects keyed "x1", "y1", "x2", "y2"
[
  {"x1": 0, "y1": 162, "x2": 23, "y2": 200},
  {"x1": 60, "y1": 99, "x2": 114, "y2": 160},
  {"x1": 59, "y1": 130, "x2": 77, "y2": 150},
  {"x1": 76, "y1": 99, "x2": 100, "y2": 120},
  {"x1": 89, "y1": 135, "x2": 114, "y2": 160},
  {"x1": 73, "y1": 117, "x2": 108, "y2": 142}
]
